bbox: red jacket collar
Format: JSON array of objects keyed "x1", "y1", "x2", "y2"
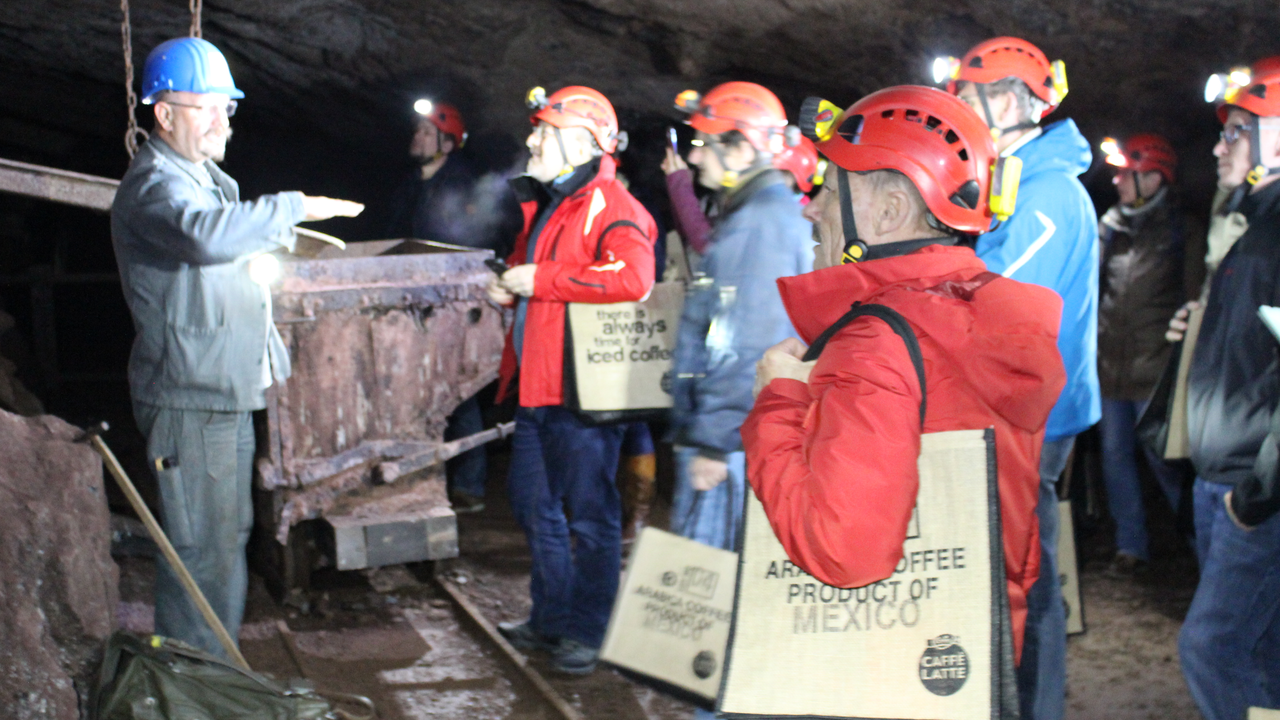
[
  {"x1": 778, "y1": 244, "x2": 989, "y2": 344},
  {"x1": 566, "y1": 154, "x2": 618, "y2": 199}
]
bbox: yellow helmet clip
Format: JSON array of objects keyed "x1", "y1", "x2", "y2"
[
  {"x1": 1049, "y1": 60, "x2": 1069, "y2": 106},
  {"x1": 989, "y1": 155, "x2": 1023, "y2": 221}
]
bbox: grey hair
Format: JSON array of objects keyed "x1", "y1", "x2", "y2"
[
  {"x1": 855, "y1": 169, "x2": 963, "y2": 238},
  {"x1": 574, "y1": 126, "x2": 606, "y2": 158},
  {"x1": 983, "y1": 77, "x2": 1048, "y2": 125}
]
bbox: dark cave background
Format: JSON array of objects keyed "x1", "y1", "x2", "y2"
[{"x1": 0, "y1": 0, "x2": 1273, "y2": 422}]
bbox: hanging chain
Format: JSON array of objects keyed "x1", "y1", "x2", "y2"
[
  {"x1": 189, "y1": 0, "x2": 202, "y2": 38},
  {"x1": 120, "y1": 0, "x2": 148, "y2": 158},
  {"x1": 119, "y1": 0, "x2": 203, "y2": 157}
]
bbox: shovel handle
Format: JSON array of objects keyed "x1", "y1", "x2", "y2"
[{"x1": 90, "y1": 434, "x2": 251, "y2": 671}]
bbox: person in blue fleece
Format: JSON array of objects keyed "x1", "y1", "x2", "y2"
[{"x1": 942, "y1": 37, "x2": 1099, "y2": 720}]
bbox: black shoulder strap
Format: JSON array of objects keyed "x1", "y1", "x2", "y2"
[
  {"x1": 801, "y1": 302, "x2": 927, "y2": 429},
  {"x1": 595, "y1": 219, "x2": 647, "y2": 260}
]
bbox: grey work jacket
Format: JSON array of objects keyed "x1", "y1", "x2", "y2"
[{"x1": 111, "y1": 136, "x2": 304, "y2": 412}]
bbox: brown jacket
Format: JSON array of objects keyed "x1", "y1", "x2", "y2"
[{"x1": 1097, "y1": 191, "x2": 1204, "y2": 400}]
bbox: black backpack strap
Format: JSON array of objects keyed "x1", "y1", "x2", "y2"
[{"x1": 801, "y1": 302, "x2": 927, "y2": 428}]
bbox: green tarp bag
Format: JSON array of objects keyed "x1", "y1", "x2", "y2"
[{"x1": 92, "y1": 632, "x2": 361, "y2": 720}]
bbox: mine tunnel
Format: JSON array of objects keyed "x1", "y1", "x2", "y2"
[{"x1": 2, "y1": 1, "x2": 1277, "y2": 719}]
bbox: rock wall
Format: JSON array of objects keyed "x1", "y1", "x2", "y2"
[
  {"x1": 5, "y1": 0, "x2": 1279, "y2": 223},
  {"x1": 0, "y1": 411, "x2": 117, "y2": 720}
]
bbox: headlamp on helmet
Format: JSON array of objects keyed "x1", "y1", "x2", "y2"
[
  {"x1": 931, "y1": 56, "x2": 961, "y2": 85},
  {"x1": 413, "y1": 98, "x2": 433, "y2": 116},
  {"x1": 674, "y1": 89, "x2": 702, "y2": 114},
  {"x1": 1100, "y1": 137, "x2": 1128, "y2": 168},
  {"x1": 798, "y1": 97, "x2": 846, "y2": 143},
  {"x1": 525, "y1": 86, "x2": 549, "y2": 111},
  {"x1": 1205, "y1": 73, "x2": 1227, "y2": 104},
  {"x1": 1205, "y1": 67, "x2": 1252, "y2": 104}
]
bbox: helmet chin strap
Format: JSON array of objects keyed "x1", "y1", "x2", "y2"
[
  {"x1": 836, "y1": 168, "x2": 952, "y2": 264},
  {"x1": 707, "y1": 134, "x2": 774, "y2": 188},
  {"x1": 976, "y1": 84, "x2": 1038, "y2": 141},
  {"x1": 705, "y1": 137, "x2": 740, "y2": 188},
  {"x1": 837, "y1": 169, "x2": 868, "y2": 263},
  {"x1": 552, "y1": 126, "x2": 575, "y2": 177},
  {"x1": 1245, "y1": 113, "x2": 1280, "y2": 186},
  {"x1": 1131, "y1": 172, "x2": 1148, "y2": 208}
]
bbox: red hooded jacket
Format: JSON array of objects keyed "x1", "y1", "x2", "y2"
[
  {"x1": 740, "y1": 244, "x2": 1065, "y2": 660},
  {"x1": 497, "y1": 155, "x2": 656, "y2": 408}
]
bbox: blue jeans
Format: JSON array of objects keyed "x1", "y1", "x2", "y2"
[
  {"x1": 1016, "y1": 435, "x2": 1074, "y2": 720},
  {"x1": 621, "y1": 421, "x2": 655, "y2": 456},
  {"x1": 670, "y1": 446, "x2": 746, "y2": 551},
  {"x1": 444, "y1": 395, "x2": 486, "y2": 498},
  {"x1": 507, "y1": 406, "x2": 626, "y2": 648},
  {"x1": 1099, "y1": 397, "x2": 1185, "y2": 560},
  {"x1": 134, "y1": 403, "x2": 254, "y2": 660},
  {"x1": 1179, "y1": 479, "x2": 1280, "y2": 720}
]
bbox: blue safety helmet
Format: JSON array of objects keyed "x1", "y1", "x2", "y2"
[{"x1": 140, "y1": 37, "x2": 243, "y2": 104}]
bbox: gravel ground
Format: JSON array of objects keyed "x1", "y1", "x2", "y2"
[{"x1": 112, "y1": 443, "x2": 1207, "y2": 719}]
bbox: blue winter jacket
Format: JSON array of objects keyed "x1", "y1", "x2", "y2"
[
  {"x1": 670, "y1": 170, "x2": 813, "y2": 455},
  {"x1": 976, "y1": 119, "x2": 1101, "y2": 441}
]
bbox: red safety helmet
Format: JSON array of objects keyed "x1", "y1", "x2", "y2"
[
  {"x1": 414, "y1": 99, "x2": 467, "y2": 147},
  {"x1": 774, "y1": 135, "x2": 821, "y2": 193},
  {"x1": 674, "y1": 82, "x2": 790, "y2": 153},
  {"x1": 1208, "y1": 57, "x2": 1280, "y2": 122},
  {"x1": 1100, "y1": 134, "x2": 1177, "y2": 183},
  {"x1": 799, "y1": 85, "x2": 1013, "y2": 235},
  {"x1": 1206, "y1": 57, "x2": 1280, "y2": 186},
  {"x1": 526, "y1": 85, "x2": 624, "y2": 154},
  {"x1": 937, "y1": 36, "x2": 1068, "y2": 121}
]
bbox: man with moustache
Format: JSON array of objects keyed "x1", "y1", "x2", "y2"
[
  {"x1": 111, "y1": 37, "x2": 362, "y2": 657},
  {"x1": 1172, "y1": 59, "x2": 1280, "y2": 720},
  {"x1": 487, "y1": 86, "x2": 656, "y2": 675}
]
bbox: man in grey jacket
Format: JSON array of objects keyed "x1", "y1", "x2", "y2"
[
  {"x1": 111, "y1": 37, "x2": 361, "y2": 656},
  {"x1": 668, "y1": 82, "x2": 811, "y2": 561}
]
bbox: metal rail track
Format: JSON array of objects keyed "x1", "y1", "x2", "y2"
[{"x1": 432, "y1": 568, "x2": 584, "y2": 720}]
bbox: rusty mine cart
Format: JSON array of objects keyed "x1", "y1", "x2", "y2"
[{"x1": 252, "y1": 238, "x2": 508, "y2": 597}]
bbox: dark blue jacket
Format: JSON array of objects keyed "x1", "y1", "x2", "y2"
[
  {"x1": 1191, "y1": 180, "x2": 1280, "y2": 525},
  {"x1": 670, "y1": 170, "x2": 812, "y2": 455},
  {"x1": 387, "y1": 154, "x2": 521, "y2": 254},
  {"x1": 975, "y1": 119, "x2": 1101, "y2": 440}
]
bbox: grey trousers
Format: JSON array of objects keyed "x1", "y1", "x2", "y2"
[{"x1": 133, "y1": 403, "x2": 255, "y2": 659}]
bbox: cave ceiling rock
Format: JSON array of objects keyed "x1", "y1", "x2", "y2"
[{"x1": 4, "y1": 0, "x2": 1280, "y2": 184}]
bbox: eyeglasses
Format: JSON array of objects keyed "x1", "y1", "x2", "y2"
[
  {"x1": 1220, "y1": 123, "x2": 1251, "y2": 145},
  {"x1": 162, "y1": 99, "x2": 238, "y2": 117}
]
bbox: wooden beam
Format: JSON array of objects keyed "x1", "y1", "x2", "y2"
[{"x1": 0, "y1": 157, "x2": 119, "y2": 212}]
